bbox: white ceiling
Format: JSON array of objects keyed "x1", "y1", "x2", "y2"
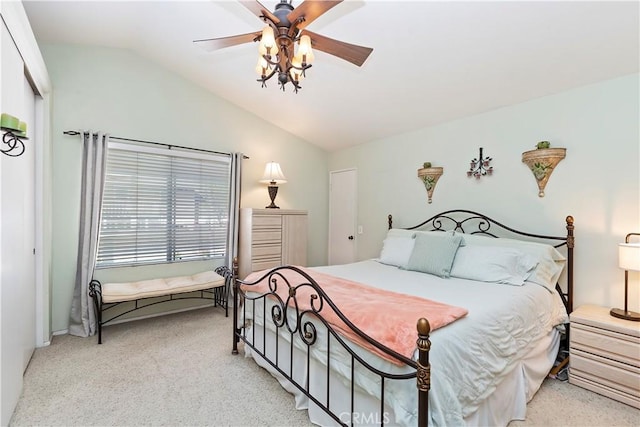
[{"x1": 22, "y1": 0, "x2": 640, "y2": 152}]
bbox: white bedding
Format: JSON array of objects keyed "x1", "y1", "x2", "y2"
[{"x1": 240, "y1": 259, "x2": 569, "y2": 426}]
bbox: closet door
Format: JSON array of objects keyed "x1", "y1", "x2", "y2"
[{"x1": 0, "y1": 20, "x2": 37, "y2": 426}]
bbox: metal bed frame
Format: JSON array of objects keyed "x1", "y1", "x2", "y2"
[{"x1": 231, "y1": 210, "x2": 575, "y2": 426}]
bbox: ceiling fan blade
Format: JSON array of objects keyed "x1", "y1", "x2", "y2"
[
  {"x1": 302, "y1": 30, "x2": 373, "y2": 67},
  {"x1": 239, "y1": 0, "x2": 280, "y2": 24},
  {"x1": 193, "y1": 31, "x2": 261, "y2": 51},
  {"x1": 288, "y1": 1, "x2": 342, "y2": 30}
]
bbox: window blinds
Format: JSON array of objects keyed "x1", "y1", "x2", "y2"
[{"x1": 96, "y1": 142, "x2": 231, "y2": 268}]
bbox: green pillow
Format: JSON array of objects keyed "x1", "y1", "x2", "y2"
[{"x1": 406, "y1": 232, "x2": 464, "y2": 278}]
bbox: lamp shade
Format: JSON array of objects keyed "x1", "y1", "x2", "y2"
[
  {"x1": 259, "y1": 26, "x2": 279, "y2": 56},
  {"x1": 619, "y1": 242, "x2": 640, "y2": 271},
  {"x1": 297, "y1": 34, "x2": 314, "y2": 64},
  {"x1": 259, "y1": 162, "x2": 287, "y2": 184}
]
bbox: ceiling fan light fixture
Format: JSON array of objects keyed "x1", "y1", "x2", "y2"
[
  {"x1": 289, "y1": 58, "x2": 305, "y2": 82},
  {"x1": 259, "y1": 25, "x2": 278, "y2": 56},
  {"x1": 255, "y1": 56, "x2": 270, "y2": 76},
  {"x1": 297, "y1": 34, "x2": 314, "y2": 64},
  {"x1": 195, "y1": 1, "x2": 373, "y2": 93}
]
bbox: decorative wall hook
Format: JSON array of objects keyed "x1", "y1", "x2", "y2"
[
  {"x1": 1, "y1": 130, "x2": 27, "y2": 157},
  {"x1": 1, "y1": 113, "x2": 27, "y2": 157},
  {"x1": 522, "y1": 145, "x2": 566, "y2": 197},
  {"x1": 417, "y1": 162, "x2": 443, "y2": 204},
  {"x1": 467, "y1": 147, "x2": 492, "y2": 179}
]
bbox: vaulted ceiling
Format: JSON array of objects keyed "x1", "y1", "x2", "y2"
[{"x1": 22, "y1": 1, "x2": 640, "y2": 151}]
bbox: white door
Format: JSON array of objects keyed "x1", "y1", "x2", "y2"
[
  {"x1": 328, "y1": 169, "x2": 357, "y2": 265},
  {"x1": 0, "y1": 21, "x2": 37, "y2": 426}
]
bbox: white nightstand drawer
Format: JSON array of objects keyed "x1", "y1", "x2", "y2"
[
  {"x1": 572, "y1": 324, "x2": 640, "y2": 367},
  {"x1": 571, "y1": 349, "x2": 640, "y2": 395},
  {"x1": 569, "y1": 375, "x2": 640, "y2": 409}
]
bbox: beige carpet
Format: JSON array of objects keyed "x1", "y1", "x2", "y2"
[{"x1": 9, "y1": 308, "x2": 639, "y2": 426}]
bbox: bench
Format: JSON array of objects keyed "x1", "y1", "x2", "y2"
[{"x1": 89, "y1": 266, "x2": 232, "y2": 344}]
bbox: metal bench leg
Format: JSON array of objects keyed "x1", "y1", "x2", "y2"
[{"x1": 89, "y1": 280, "x2": 103, "y2": 344}]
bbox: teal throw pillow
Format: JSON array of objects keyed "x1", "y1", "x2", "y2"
[{"x1": 406, "y1": 232, "x2": 464, "y2": 278}]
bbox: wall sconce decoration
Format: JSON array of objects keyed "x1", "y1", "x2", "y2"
[
  {"x1": 466, "y1": 147, "x2": 493, "y2": 179},
  {"x1": 259, "y1": 161, "x2": 287, "y2": 209},
  {"x1": 0, "y1": 113, "x2": 27, "y2": 157},
  {"x1": 610, "y1": 233, "x2": 640, "y2": 321},
  {"x1": 522, "y1": 142, "x2": 566, "y2": 197},
  {"x1": 417, "y1": 162, "x2": 443, "y2": 204}
]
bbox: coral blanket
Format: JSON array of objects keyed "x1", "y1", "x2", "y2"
[{"x1": 243, "y1": 267, "x2": 468, "y2": 365}]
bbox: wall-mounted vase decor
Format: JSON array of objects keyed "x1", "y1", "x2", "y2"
[
  {"x1": 522, "y1": 143, "x2": 566, "y2": 197},
  {"x1": 0, "y1": 113, "x2": 28, "y2": 157},
  {"x1": 417, "y1": 162, "x2": 443, "y2": 204},
  {"x1": 467, "y1": 147, "x2": 493, "y2": 179}
]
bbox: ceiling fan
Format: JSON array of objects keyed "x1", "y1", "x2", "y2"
[{"x1": 194, "y1": 0, "x2": 373, "y2": 92}]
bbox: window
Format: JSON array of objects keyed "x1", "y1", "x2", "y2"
[{"x1": 96, "y1": 142, "x2": 231, "y2": 268}]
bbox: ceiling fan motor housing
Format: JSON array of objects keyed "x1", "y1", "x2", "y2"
[{"x1": 273, "y1": 1, "x2": 295, "y2": 25}]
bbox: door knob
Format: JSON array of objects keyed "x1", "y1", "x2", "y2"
[{"x1": 348, "y1": 235, "x2": 354, "y2": 240}]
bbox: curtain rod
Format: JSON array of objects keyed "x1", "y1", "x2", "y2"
[{"x1": 63, "y1": 130, "x2": 249, "y2": 159}]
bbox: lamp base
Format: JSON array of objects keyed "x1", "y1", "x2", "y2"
[
  {"x1": 265, "y1": 184, "x2": 280, "y2": 209},
  {"x1": 610, "y1": 308, "x2": 640, "y2": 321}
]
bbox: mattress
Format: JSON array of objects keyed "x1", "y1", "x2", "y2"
[{"x1": 239, "y1": 259, "x2": 568, "y2": 426}]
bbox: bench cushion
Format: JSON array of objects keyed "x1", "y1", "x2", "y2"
[{"x1": 102, "y1": 271, "x2": 225, "y2": 303}]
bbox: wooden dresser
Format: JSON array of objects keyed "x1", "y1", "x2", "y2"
[
  {"x1": 238, "y1": 208, "x2": 308, "y2": 280},
  {"x1": 569, "y1": 304, "x2": 640, "y2": 408}
]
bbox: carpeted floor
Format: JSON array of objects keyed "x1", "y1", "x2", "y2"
[{"x1": 9, "y1": 308, "x2": 639, "y2": 426}]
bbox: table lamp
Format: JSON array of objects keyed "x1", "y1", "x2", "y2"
[
  {"x1": 259, "y1": 162, "x2": 287, "y2": 209},
  {"x1": 610, "y1": 232, "x2": 640, "y2": 321}
]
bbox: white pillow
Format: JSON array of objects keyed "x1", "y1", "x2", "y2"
[
  {"x1": 450, "y1": 245, "x2": 538, "y2": 286},
  {"x1": 459, "y1": 233, "x2": 566, "y2": 290},
  {"x1": 378, "y1": 235, "x2": 415, "y2": 268}
]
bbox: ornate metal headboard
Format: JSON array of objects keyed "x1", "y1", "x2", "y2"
[{"x1": 388, "y1": 209, "x2": 575, "y2": 313}]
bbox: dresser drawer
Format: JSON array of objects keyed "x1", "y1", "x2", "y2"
[
  {"x1": 252, "y1": 230, "x2": 282, "y2": 243},
  {"x1": 252, "y1": 215, "x2": 282, "y2": 228},
  {"x1": 570, "y1": 348, "x2": 640, "y2": 395},
  {"x1": 572, "y1": 323, "x2": 640, "y2": 367},
  {"x1": 252, "y1": 259, "x2": 281, "y2": 272},
  {"x1": 251, "y1": 244, "x2": 281, "y2": 258}
]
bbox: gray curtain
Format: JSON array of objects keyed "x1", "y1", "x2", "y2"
[
  {"x1": 69, "y1": 131, "x2": 108, "y2": 337},
  {"x1": 227, "y1": 153, "x2": 243, "y2": 267}
]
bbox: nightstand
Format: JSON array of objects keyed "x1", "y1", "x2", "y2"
[{"x1": 569, "y1": 304, "x2": 640, "y2": 409}]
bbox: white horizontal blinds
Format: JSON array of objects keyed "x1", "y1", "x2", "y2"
[{"x1": 96, "y1": 142, "x2": 231, "y2": 268}]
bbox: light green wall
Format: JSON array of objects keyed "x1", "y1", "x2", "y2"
[
  {"x1": 43, "y1": 44, "x2": 329, "y2": 332},
  {"x1": 43, "y1": 42, "x2": 639, "y2": 330},
  {"x1": 329, "y1": 74, "x2": 640, "y2": 312}
]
